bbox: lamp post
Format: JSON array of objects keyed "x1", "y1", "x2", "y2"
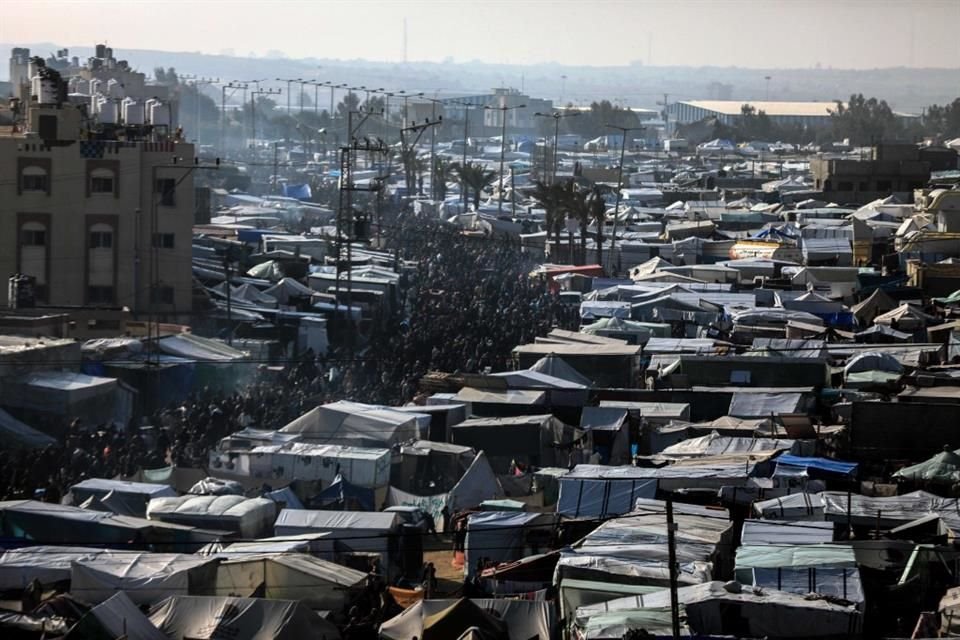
[
  {"x1": 236, "y1": 79, "x2": 267, "y2": 141},
  {"x1": 485, "y1": 103, "x2": 526, "y2": 215},
  {"x1": 276, "y1": 78, "x2": 300, "y2": 115},
  {"x1": 605, "y1": 124, "x2": 645, "y2": 275},
  {"x1": 534, "y1": 110, "x2": 580, "y2": 184},
  {"x1": 251, "y1": 87, "x2": 282, "y2": 148},
  {"x1": 220, "y1": 81, "x2": 247, "y2": 157}
]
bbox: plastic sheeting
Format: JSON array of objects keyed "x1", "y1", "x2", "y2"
[
  {"x1": 69, "y1": 478, "x2": 177, "y2": 518},
  {"x1": 775, "y1": 454, "x2": 858, "y2": 478},
  {"x1": 147, "y1": 495, "x2": 277, "y2": 538},
  {"x1": 69, "y1": 592, "x2": 167, "y2": 640},
  {"x1": 0, "y1": 546, "x2": 120, "y2": 590},
  {"x1": 0, "y1": 408, "x2": 56, "y2": 450},
  {"x1": 752, "y1": 493, "x2": 825, "y2": 521},
  {"x1": 314, "y1": 474, "x2": 374, "y2": 511},
  {"x1": 157, "y1": 333, "x2": 249, "y2": 362},
  {"x1": 379, "y1": 598, "x2": 554, "y2": 640},
  {"x1": 279, "y1": 400, "x2": 428, "y2": 447},
  {"x1": 735, "y1": 544, "x2": 863, "y2": 604},
  {"x1": 215, "y1": 554, "x2": 365, "y2": 610},
  {"x1": 557, "y1": 466, "x2": 658, "y2": 518},
  {"x1": 728, "y1": 392, "x2": 805, "y2": 418},
  {"x1": 465, "y1": 511, "x2": 557, "y2": 577},
  {"x1": 149, "y1": 596, "x2": 340, "y2": 640},
  {"x1": 740, "y1": 519, "x2": 833, "y2": 545},
  {"x1": 71, "y1": 553, "x2": 218, "y2": 605},
  {"x1": 893, "y1": 449, "x2": 960, "y2": 484}
]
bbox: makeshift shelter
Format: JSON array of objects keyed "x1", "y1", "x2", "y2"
[
  {"x1": 0, "y1": 408, "x2": 56, "y2": 449},
  {"x1": 419, "y1": 598, "x2": 509, "y2": 640},
  {"x1": 451, "y1": 414, "x2": 583, "y2": 473},
  {"x1": 215, "y1": 553, "x2": 366, "y2": 610},
  {"x1": 149, "y1": 596, "x2": 341, "y2": 640},
  {"x1": 851, "y1": 288, "x2": 898, "y2": 325},
  {"x1": 728, "y1": 391, "x2": 808, "y2": 418},
  {"x1": 873, "y1": 303, "x2": 937, "y2": 331},
  {"x1": 313, "y1": 474, "x2": 375, "y2": 511},
  {"x1": 579, "y1": 407, "x2": 631, "y2": 465},
  {"x1": 557, "y1": 465, "x2": 658, "y2": 518},
  {"x1": 189, "y1": 477, "x2": 245, "y2": 496},
  {"x1": 773, "y1": 455, "x2": 858, "y2": 483},
  {"x1": 574, "y1": 581, "x2": 862, "y2": 639},
  {"x1": 279, "y1": 400, "x2": 428, "y2": 447},
  {"x1": 465, "y1": 511, "x2": 558, "y2": 577},
  {"x1": 740, "y1": 519, "x2": 834, "y2": 546},
  {"x1": 0, "y1": 546, "x2": 120, "y2": 591},
  {"x1": 262, "y1": 277, "x2": 317, "y2": 305},
  {"x1": 893, "y1": 447, "x2": 960, "y2": 485},
  {"x1": 147, "y1": 495, "x2": 277, "y2": 538},
  {"x1": 67, "y1": 592, "x2": 167, "y2": 640},
  {"x1": 71, "y1": 552, "x2": 219, "y2": 606},
  {"x1": 274, "y1": 509, "x2": 399, "y2": 570},
  {"x1": 735, "y1": 544, "x2": 863, "y2": 605},
  {"x1": 657, "y1": 432, "x2": 795, "y2": 460},
  {"x1": 0, "y1": 371, "x2": 119, "y2": 424},
  {"x1": 580, "y1": 317, "x2": 665, "y2": 344},
  {"x1": 379, "y1": 598, "x2": 553, "y2": 640},
  {"x1": 752, "y1": 493, "x2": 825, "y2": 521},
  {"x1": 68, "y1": 478, "x2": 177, "y2": 518}
]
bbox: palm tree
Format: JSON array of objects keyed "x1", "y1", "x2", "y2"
[
  {"x1": 589, "y1": 185, "x2": 609, "y2": 269},
  {"x1": 433, "y1": 157, "x2": 455, "y2": 201},
  {"x1": 531, "y1": 179, "x2": 566, "y2": 261},
  {"x1": 561, "y1": 181, "x2": 593, "y2": 266},
  {"x1": 455, "y1": 163, "x2": 497, "y2": 210}
]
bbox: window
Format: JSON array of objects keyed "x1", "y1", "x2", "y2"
[
  {"x1": 150, "y1": 285, "x2": 175, "y2": 305},
  {"x1": 89, "y1": 230, "x2": 113, "y2": 249},
  {"x1": 90, "y1": 169, "x2": 115, "y2": 195},
  {"x1": 152, "y1": 233, "x2": 175, "y2": 249},
  {"x1": 21, "y1": 228, "x2": 46, "y2": 246},
  {"x1": 21, "y1": 166, "x2": 48, "y2": 192},
  {"x1": 87, "y1": 286, "x2": 114, "y2": 304},
  {"x1": 156, "y1": 178, "x2": 176, "y2": 206}
]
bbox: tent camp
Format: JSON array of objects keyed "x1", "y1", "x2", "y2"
[
  {"x1": 279, "y1": 400, "x2": 429, "y2": 447},
  {"x1": 147, "y1": 495, "x2": 277, "y2": 538},
  {"x1": 451, "y1": 414, "x2": 583, "y2": 473},
  {"x1": 71, "y1": 552, "x2": 219, "y2": 605},
  {"x1": 68, "y1": 478, "x2": 177, "y2": 518},
  {"x1": 149, "y1": 596, "x2": 341, "y2": 640},
  {"x1": 215, "y1": 553, "x2": 366, "y2": 610}
]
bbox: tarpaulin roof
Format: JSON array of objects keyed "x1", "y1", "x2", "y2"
[
  {"x1": 149, "y1": 596, "x2": 339, "y2": 640},
  {"x1": 775, "y1": 454, "x2": 858, "y2": 478},
  {"x1": 0, "y1": 408, "x2": 57, "y2": 449},
  {"x1": 740, "y1": 519, "x2": 834, "y2": 545},
  {"x1": 728, "y1": 392, "x2": 805, "y2": 418},
  {"x1": 892, "y1": 448, "x2": 960, "y2": 484},
  {"x1": 528, "y1": 355, "x2": 593, "y2": 386},
  {"x1": 275, "y1": 509, "x2": 398, "y2": 532},
  {"x1": 69, "y1": 592, "x2": 167, "y2": 640},
  {"x1": 157, "y1": 333, "x2": 249, "y2": 362},
  {"x1": 379, "y1": 599, "x2": 553, "y2": 640},
  {"x1": 71, "y1": 552, "x2": 218, "y2": 605},
  {"x1": 279, "y1": 400, "x2": 428, "y2": 447},
  {"x1": 580, "y1": 407, "x2": 628, "y2": 432}
]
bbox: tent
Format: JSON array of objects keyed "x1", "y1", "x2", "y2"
[
  {"x1": 0, "y1": 408, "x2": 56, "y2": 449},
  {"x1": 313, "y1": 473, "x2": 375, "y2": 511},
  {"x1": 774, "y1": 455, "x2": 858, "y2": 480},
  {"x1": 735, "y1": 544, "x2": 863, "y2": 604},
  {"x1": 0, "y1": 546, "x2": 121, "y2": 590},
  {"x1": 557, "y1": 465, "x2": 658, "y2": 518},
  {"x1": 279, "y1": 400, "x2": 429, "y2": 447},
  {"x1": 379, "y1": 598, "x2": 553, "y2": 640},
  {"x1": 147, "y1": 495, "x2": 277, "y2": 538},
  {"x1": 752, "y1": 493, "x2": 825, "y2": 521},
  {"x1": 851, "y1": 288, "x2": 898, "y2": 325},
  {"x1": 67, "y1": 592, "x2": 167, "y2": 640},
  {"x1": 893, "y1": 447, "x2": 960, "y2": 484},
  {"x1": 68, "y1": 478, "x2": 177, "y2": 518},
  {"x1": 728, "y1": 392, "x2": 807, "y2": 418},
  {"x1": 420, "y1": 598, "x2": 508, "y2": 640},
  {"x1": 263, "y1": 277, "x2": 317, "y2": 305},
  {"x1": 579, "y1": 407, "x2": 630, "y2": 465},
  {"x1": 465, "y1": 511, "x2": 557, "y2": 577},
  {"x1": 189, "y1": 477, "x2": 245, "y2": 496},
  {"x1": 528, "y1": 354, "x2": 594, "y2": 387},
  {"x1": 149, "y1": 596, "x2": 341, "y2": 640},
  {"x1": 157, "y1": 333, "x2": 249, "y2": 362},
  {"x1": 71, "y1": 552, "x2": 219, "y2": 605},
  {"x1": 215, "y1": 553, "x2": 366, "y2": 610},
  {"x1": 451, "y1": 415, "x2": 583, "y2": 473},
  {"x1": 274, "y1": 509, "x2": 399, "y2": 568},
  {"x1": 246, "y1": 260, "x2": 285, "y2": 281},
  {"x1": 844, "y1": 351, "x2": 904, "y2": 376},
  {"x1": 0, "y1": 500, "x2": 170, "y2": 546}
]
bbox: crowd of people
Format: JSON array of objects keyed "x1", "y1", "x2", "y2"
[{"x1": 0, "y1": 210, "x2": 569, "y2": 504}]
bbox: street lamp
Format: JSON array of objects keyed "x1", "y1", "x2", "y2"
[
  {"x1": 220, "y1": 81, "x2": 247, "y2": 157},
  {"x1": 485, "y1": 103, "x2": 526, "y2": 215},
  {"x1": 605, "y1": 124, "x2": 645, "y2": 275},
  {"x1": 276, "y1": 78, "x2": 300, "y2": 116},
  {"x1": 534, "y1": 110, "x2": 580, "y2": 184}
]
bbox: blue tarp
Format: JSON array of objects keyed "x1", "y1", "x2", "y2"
[
  {"x1": 282, "y1": 183, "x2": 313, "y2": 200},
  {"x1": 775, "y1": 454, "x2": 858, "y2": 478},
  {"x1": 311, "y1": 474, "x2": 375, "y2": 511}
]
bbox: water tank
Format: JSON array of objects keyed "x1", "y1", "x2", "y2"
[
  {"x1": 98, "y1": 98, "x2": 117, "y2": 124},
  {"x1": 148, "y1": 100, "x2": 171, "y2": 127},
  {"x1": 104, "y1": 47, "x2": 113, "y2": 60},
  {"x1": 89, "y1": 78, "x2": 101, "y2": 95},
  {"x1": 27, "y1": 60, "x2": 41, "y2": 79},
  {"x1": 122, "y1": 98, "x2": 144, "y2": 125},
  {"x1": 95, "y1": 43, "x2": 107, "y2": 58}
]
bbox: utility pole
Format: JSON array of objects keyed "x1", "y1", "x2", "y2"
[
  {"x1": 221, "y1": 81, "x2": 247, "y2": 158},
  {"x1": 535, "y1": 110, "x2": 580, "y2": 184},
  {"x1": 182, "y1": 76, "x2": 220, "y2": 148},
  {"x1": 485, "y1": 103, "x2": 526, "y2": 215},
  {"x1": 400, "y1": 117, "x2": 442, "y2": 197},
  {"x1": 272, "y1": 142, "x2": 279, "y2": 194},
  {"x1": 658, "y1": 93, "x2": 670, "y2": 139},
  {"x1": 666, "y1": 498, "x2": 681, "y2": 640},
  {"x1": 223, "y1": 250, "x2": 233, "y2": 345},
  {"x1": 606, "y1": 124, "x2": 644, "y2": 275},
  {"x1": 445, "y1": 99, "x2": 477, "y2": 209},
  {"x1": 250, "y1": 88, "x2": 281, "y2": 148}
]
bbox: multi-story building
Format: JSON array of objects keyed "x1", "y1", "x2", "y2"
[
  {"x1": 811, "y1": 143, "x2": 931, "y2": 205},
  {"x1": 482, "y1": 88, "x2": 553, "y2": 136},
  {"x1": 0, "y1": 82, "x2": 195, "y2": 323}
]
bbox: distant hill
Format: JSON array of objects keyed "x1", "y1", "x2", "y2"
[{"x1": 3, "y1": 42, "x2": 958, "y2": 113}]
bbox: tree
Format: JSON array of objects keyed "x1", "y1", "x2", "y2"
[
  {"x1": 455, "y1": 163, "x2": 497, "y2": 210},
  {"x1": 531, "y1": 179, "x2": 567, "y2": 259},
  {"x1": 923, "y1": 98, "x2": 960, "y2": 141},
  {"x1": 433, "y1": 157, "x2": 455, "y2": 201},
  {"x1": 830, "y1": 93, "x2": 901, "y2": 145},
  {"x1": 589, "y1": 185, "x2": 609, "y2": 269}
]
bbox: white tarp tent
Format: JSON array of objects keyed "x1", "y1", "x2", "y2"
[
  {"x1": 215, "y1": 553, "x2": 366, "y2": 610},
  {"x1": 71, "y1": 552, "x2": 219, "y2": 605},
  {"x1": 147, "y1": 495, "x2": 277, "y2": 538},
  {"x1": 379, "y1": 598, "x2": 553, "y2": 640},
  {"x1": 149, "y1": 595, "x2": 341, "y2": 640},
  {"x1": 68, "y1": 478, "x2": 177, "y2": 518},
  {"x1": 752, "y1": 493, "x2": 826, "y2": 521},
  {"x1": 274, "y1": 509, "x2": 399, "y2": 567},
  {"x1": 465, "y1": 511, "x2": 558, "y2": 577},
  {"x1": 0, "y1": 546, "x2": 120, "y2": 590},
  {"x1": 68, "y1": 592, "x2": 167, "y2": 640},
  {"x1": 279, "y1": 400, "x2": 428, "y2": 447}
]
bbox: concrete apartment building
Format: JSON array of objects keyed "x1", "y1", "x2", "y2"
[
  {"x1": 811, "y1": 143, "x2": 932, "y2": 205},
  {"x1": 1, "y1": 52, "x2": 195, "y2": 324}
]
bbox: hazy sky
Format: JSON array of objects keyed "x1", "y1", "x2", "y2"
[{"x1": 4, "y1": 0, "x2": 959, "y2": 69}]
